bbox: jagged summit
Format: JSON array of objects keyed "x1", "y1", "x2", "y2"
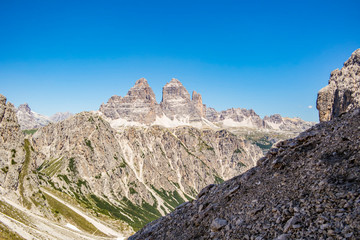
[{"x1": 317, "y1": 48, "x2": 360, "y2": 122}]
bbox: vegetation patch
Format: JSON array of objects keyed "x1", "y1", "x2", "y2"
[
  {"x1": 1, "y1": 166, "x2": 9, "y2": 173},
  {"x1": 119, "y1": 161, "x2": 127, "y2": 168},
  {"x1": 198, "y1": 138, "x2": 215, "y2": 152},
  {"x1": 84, "y1": 138, "x2": 94, "y2": 152},
  {"x1": 237, "y1": 161, "x2": 247, "y2": 168},
  {"x1": 234, "y1": 148, "x2": 243, "y2": 153},
  {"x1": 39, "y1": 157, "x2": 64, "y2": 177},
  {"x1": 23, "y1": 129, "x2": 38, "y2": 135},
  {"x1": 43, "y1": 192, "x2": 108, "y2": 237},
  {"x1": 129, "y1": 187, "x2": 137, "y2": 195},
  {"x1": 150, "y1": 185, "x2": 185, "y2": 210},
  {"x1": 67, "y1": 157, "x2": 77, "y2": 173},
  {"x1": 11, "y1": 149, "x2": 16, "y2": 158},
  {"x1": 214, "y1": 174, "x2": 224, "y2": 184},
  {"x1": 89, "y1": 194, "x2": 161, "y2": 231},
  {"x1": 57, "y1": 174, "x2": 71, "y2": 184}
]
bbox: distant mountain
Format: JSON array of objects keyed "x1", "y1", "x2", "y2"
[
  {"x1": 49, "y1": 112, "x2": 74, "y2": 122},
  {"x1": 16, "y1": 103, "x2": 51, "y2": 130},
  {"x1": 100, "y1": 78, "x2": 315, "y2": 133},
  {"x1": 16, "y1": 103, "x2": 73, "y2": 130}
]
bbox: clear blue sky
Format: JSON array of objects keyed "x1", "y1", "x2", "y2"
[{"x1": 1, "y1": 0, "x2": 359, "y2": 122}]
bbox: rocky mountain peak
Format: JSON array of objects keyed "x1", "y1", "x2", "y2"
[
  {"x1": 99, "y1": 78, "x2": 161, "y2": 123},
  {"x1": 134, "y1": 77, "x2": 148, "y2": 85},
  {"x1": 18, "y1": 103, "x2": 32, "y2": 114},
  {"x1": 126, "y1": 78, "x2": 157, "y2": 103},
  {"x1": 317, "y1": 48, "x2": 360, "y2": 122},
  {"x1": 161, "y1": 78, "x2": 191, "y2": 102}
]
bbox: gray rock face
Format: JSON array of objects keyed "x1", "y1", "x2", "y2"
[
  {"x1": 129, "y1": 108, "x2": 360, "y2": 240},
  {"x1": 317, "y1": 49, "x2": 360, "y2": 122},
  {"x1": 100, "y1": 78, "x2": 162, "y2": 124},
  {"x1": 160, "y1": 78, "x2": 205, "y2": 122},
  {"x1": 16, "y1": 103, "x2": 51, "y2": 130}
]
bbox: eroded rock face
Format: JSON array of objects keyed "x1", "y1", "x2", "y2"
[
  {"x1": 317, "y1": 49, "x2": 360, "y2": 122},
  {"x1": 130, "y1": 108, "x2": 360, "y2": 240},
  {"x1": 99, "y1": 78, "x2": 162, "y2": 124}
]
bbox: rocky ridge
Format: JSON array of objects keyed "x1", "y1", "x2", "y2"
[{"x1": 317, "y1": 48, "x2": 360, "y2": 122}]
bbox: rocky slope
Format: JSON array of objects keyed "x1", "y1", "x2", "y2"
[
  {"x1": 30, "y1": 111, "x2": 262, "y2": 233},
  {"x1": 129, "y1": 97, "x2": 360, "y2": 240},
  {"x1": 317, "y1": 48, "x2": 360, "y2": 122}
]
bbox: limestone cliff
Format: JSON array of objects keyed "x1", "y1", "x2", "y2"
[{"x1": 317, "y1": 49, "x2": 360, "y2": 122}]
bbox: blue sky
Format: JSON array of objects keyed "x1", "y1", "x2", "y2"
[{"x1": 0, "y1": 0, "x2": 359, "y2": 122}]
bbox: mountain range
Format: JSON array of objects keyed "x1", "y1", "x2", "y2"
[
  {"x1": 99, "y1": 77, "x2": 314, "y2": 132},
  {"x1": 0, "y1": 49, "x2": 358, "y2": 239}
]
